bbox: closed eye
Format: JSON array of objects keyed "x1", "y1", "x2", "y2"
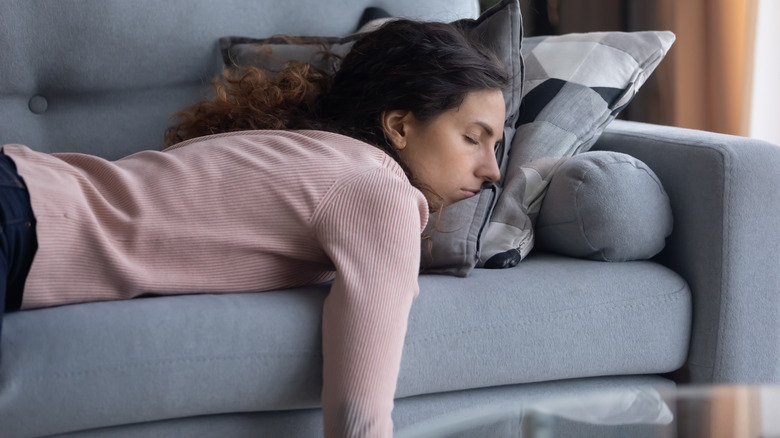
[{"x1": 464, "y1": 135, "x2": 479, "y2": 145}]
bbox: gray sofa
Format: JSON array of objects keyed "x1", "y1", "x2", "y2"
[{"x1": 2, "y1": 1, "x2": 779, "y2": 437}]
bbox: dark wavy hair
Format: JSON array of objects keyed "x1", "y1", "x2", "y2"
[{"x1": 165, "y1": 20, "x2": 510, "y2": 170}]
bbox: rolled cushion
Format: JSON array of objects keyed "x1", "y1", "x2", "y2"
[{"x1": 536, "y1": 151, "x2": 672, "y2": 261}]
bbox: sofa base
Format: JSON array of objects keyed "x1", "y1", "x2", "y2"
[{"x1": 47, "y1": 375, "x2": 673, "y2": 438}]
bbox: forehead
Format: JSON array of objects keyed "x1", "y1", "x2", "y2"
[{"x1": 452, "y1": 89, "x2": 505, "y2": 133}]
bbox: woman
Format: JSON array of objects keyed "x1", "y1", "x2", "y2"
[{"x1": 0, "y1": 20, "x2": 507, "y2": 437}]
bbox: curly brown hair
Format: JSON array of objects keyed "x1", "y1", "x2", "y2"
[{"x1": 164, "y1": 61, "x2": 330, "y2": 146}]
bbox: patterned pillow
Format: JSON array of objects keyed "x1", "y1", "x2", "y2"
[
  {"x1": 478, "y1": 30, "x2": 676, "y2": 269},
  {"x1": 219, "y1": 0, "x2": 524, "y2": 277}
]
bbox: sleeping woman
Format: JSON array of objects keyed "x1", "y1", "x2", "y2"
[{"x1": 0, "y1": 19, "x2": 508, "y2": 437}]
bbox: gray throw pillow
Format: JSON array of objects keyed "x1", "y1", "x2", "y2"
[
  {"x1": 535, "y1": 151, "x2": 673, "y2": 262},
  {"x1": 220, "y1": 0, "x2": 525, "y2": 277}
]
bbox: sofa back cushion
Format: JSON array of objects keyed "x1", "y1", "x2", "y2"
[{"x1": 0, "y1": 0, "x2": 478, "y2": 159}]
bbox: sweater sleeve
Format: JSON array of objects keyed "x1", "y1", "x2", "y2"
[{"x1": 312, "y1": 167, "x2": 428, "y2": 438}]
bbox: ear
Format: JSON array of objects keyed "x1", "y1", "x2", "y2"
[{"x1": 381, "y1": 110, "x2": 412, "y2": 150}]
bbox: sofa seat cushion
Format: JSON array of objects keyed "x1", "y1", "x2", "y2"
[
  {"x1": 400, "y1": 253, "x2": 690, "y2": 396},
  {"x1": 0, "y1": 254, "x2": 690, "y2": 437}
]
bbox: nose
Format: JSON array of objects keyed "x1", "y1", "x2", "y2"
[{"x1": 478, "y1": 149, "x2": 501, "y2": 183}]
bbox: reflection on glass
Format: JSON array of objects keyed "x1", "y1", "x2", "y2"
[{"x1": 396, "y1": 385, "x2": 777, "y2": 438}]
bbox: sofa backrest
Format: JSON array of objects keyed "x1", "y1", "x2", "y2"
[{"x1": 0, "y1": 0, "x2": 478, "y2": 160}]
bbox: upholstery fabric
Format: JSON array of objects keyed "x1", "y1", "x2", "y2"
[
  {"x1": 479, "y1": 31, "x2": 676, "y2": 268},
  {"x1": 535, "y1": 151, "x2": 673, "y2": 261},
  {"x1": 219, "y1": 0, "x2": 525, "y2": 277}
]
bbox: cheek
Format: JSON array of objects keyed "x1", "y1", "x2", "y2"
[
  {"x1": 429, "y1": 155, "x2": 471, "y2": 195},
  {"x1": 403, "y1": 129, "x2": 466, "y2": 191}
]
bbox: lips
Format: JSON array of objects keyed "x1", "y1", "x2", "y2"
[{"x1": 460, "y1": 188, "x2": 481, "y2": 198}]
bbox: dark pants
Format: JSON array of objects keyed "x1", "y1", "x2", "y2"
[{"x1": 0, "y1": 151, "x2": 37, "y2": 339}]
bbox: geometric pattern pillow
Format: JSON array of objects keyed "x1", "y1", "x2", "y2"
[{"x1": 478, "y1": 31, "x2": 676, "y2": 269}]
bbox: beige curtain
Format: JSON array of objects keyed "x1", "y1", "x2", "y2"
[{"x1": 655, "y1": 0, "x2": 758, "y2": 136}]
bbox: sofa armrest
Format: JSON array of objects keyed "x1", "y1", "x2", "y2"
[{"x1": 594, "y1": 119, "x2": 780, "y2": 385}]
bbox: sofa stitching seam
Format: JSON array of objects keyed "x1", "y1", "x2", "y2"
[
  {"x1": 11, "y1": 352, "x2": 321, "y2": 385},
  {"x1": 405, "y1": 285, "x2": 689, "y2": 346}
]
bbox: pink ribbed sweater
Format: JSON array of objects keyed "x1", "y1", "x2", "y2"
[{"x1": 3, "y1": 130, "x2": 429, "y2": 437}]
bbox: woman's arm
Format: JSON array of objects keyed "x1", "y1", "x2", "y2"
[{"x1": 313, "y1": 167, "x2": 428, "y2": 438}]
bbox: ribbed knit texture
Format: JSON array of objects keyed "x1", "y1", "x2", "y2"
[{"x1": 3, "y1": 130, "x2": 429, "y2": 437}]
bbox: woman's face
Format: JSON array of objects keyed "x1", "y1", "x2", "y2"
[{"x1": 393, "y1": 89, "x2": 505, "y2": 210}]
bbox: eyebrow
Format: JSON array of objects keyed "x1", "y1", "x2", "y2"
[{"x1": 474, "y1": 121, "x2": 495, "y2": 138}]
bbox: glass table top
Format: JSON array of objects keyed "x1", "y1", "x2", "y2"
[{"x1": 396, "y1": 385, "x2": 780, "y2": 438}]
